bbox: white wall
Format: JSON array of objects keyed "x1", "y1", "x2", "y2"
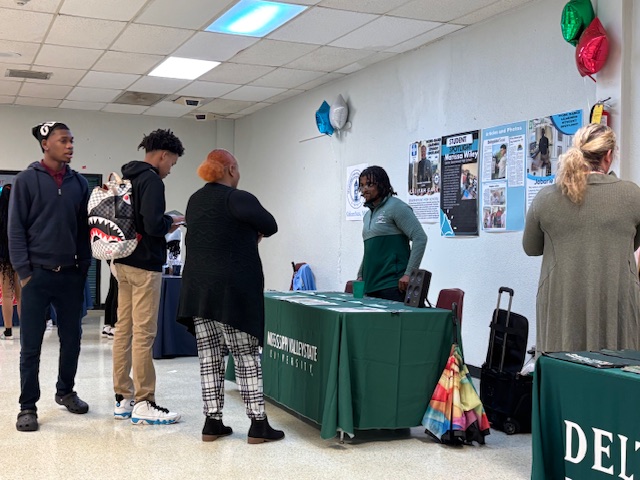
[
  {"x1": 0, "y1": 105, "x2": 229, "y2": 302},
  {"x1": 233, "y1": 0, "x2": 609, "y2": 367}
]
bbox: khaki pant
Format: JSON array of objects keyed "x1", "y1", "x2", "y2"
[{"x1": 112, "y1": 264, "x2": 162, "y2": 403}]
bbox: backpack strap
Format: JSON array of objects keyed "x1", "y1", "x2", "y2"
[{"x1": 108, "y1": 172, "x2": 124, "y2": 184}]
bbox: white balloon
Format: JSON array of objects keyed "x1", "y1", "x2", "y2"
[{"x1": 329, "y1": 94, "x2": 348, "y2": 130}]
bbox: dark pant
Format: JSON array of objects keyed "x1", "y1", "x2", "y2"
[
  {"x1": 367, "y1": 287, "x2": 405, "y2": 303},
  {"x1": 19, "y1": 267, "x2": 85, "y2": 411},
  {"x1": 104, "y1": 271, "x2": 118, "y2": 328}
]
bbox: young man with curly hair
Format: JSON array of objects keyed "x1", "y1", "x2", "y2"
[{"x1": 112, "y1": 129, "x2": 185, "y2": 425}]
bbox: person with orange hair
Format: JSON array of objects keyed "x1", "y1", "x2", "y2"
[{"x1": 178, "y1": 149, "x2": 283, "y2": 444}]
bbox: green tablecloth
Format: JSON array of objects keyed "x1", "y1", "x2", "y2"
[
  {"x1": 262, "y1": 291, "x2": 454, "y2": 439},
  {"x1": 532, "y1": 354, "x2": 640, "y2": 479}
]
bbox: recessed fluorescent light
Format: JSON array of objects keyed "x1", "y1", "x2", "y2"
[
  {"x1": 0, "y1": 51, "x2": 21, "y2": 58},
  {"x1": 206, "y1": 0, "x2": 307, "y2": 37},
  {"x1": 149, "y1": 57, "x2": 220, "y2": 80}
]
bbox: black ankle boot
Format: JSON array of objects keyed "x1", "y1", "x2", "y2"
[
  {"x1": 248, "y1": 417, "x2": 285, "y2": 444},
  {"x1": 202, "y1": 417, "x2": 232, "y2": 442}
]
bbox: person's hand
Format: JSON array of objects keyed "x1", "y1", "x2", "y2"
[
  {"x1": 169, "y1": 214, "x2": 185, "y2": 232},
  {"x1": 257, "y1": 233, "x2": 264, "y2": 244},
  {"x1": 20, "y1": 276, "x2": 31, "y2": 287},
  {"x1": 357, "y1": 276, "x2": 363, "y2": 281},
  {"x1": 398, "y1": 274, "x2": 410, "y2": 292}
]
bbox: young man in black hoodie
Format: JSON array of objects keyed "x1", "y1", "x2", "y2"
[
  {"x1": 9, "y1": 122, "x2": 91, "y2": 432},
  {"x1": 112, "y1": 129, "x2": 184, "y2": 425}
]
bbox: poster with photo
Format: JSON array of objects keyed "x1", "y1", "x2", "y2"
[
  {"x1": 408, "y1": 138, "x2": 441, "y2": 223},
  {"x1": 481, "y1": 121, "x2": 527, "y2": 231},
  {"x1": 346, "y1": 163, "x2": 368, "y2": 221},
  {"x1": 440, "y1": 130, "x2": 480, "y2": 236},
  {"x1": 526, "y1": 109, "x2": 583, "y2": 209}
]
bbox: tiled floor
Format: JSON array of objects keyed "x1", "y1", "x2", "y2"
[{"x1": 0, "y1": 312, "x2": 531, "y2": 480}]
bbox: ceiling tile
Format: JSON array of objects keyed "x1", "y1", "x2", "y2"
[
  {"x1": 26, "y1": 66, "x2": 87, "y2": 86},
  {"x1": 229, "y1": 40, "x2": 318, "y2": 67},
  {"x1": 60, "y1": 0, "x2": 148, "y2": 21},
  {"x1": 175, "y1": 81, "x2": 239, "y2": 98},
  {"x1": 143, "y1": 101, "x2": 196, "y2": 117},
  {"x1": 236, "y1": 102, "x2": 271, "y2": 116},
  {"x1": 128, "y1": 76, "x2": 190, "y2": 94},
  {"x1": 67, "y1": 86, "x2": 121, "y2": 102},
  {"x1": 135, "y1": 0, "x2": 231, "y2": 29},
  {"x1": 389, "y1": 0, "x2": 495, "y2": 22},
  {"x1": 19, "y1": 83, "x2": 72, "y2": 99},
  {"x1": 92, "y1": 51, "x2": 164, "y2": 75},
  {"x1": 78, "y1": 71, "x2": 140, "y2": 89},
  {"x1": 111, "y1": 24, "x2": 194, "y2": 55},
  {"x1": 251, "y1": 68, "x2": 325, "y2": 89},
  {"x1": 296, "y1": 72, "x2": 344, "y2": 91},
  {"x1": 59, "y1": 99, "x2": 106, "y2": 110},
  {"x1": 0, "y1": 10, "x2": 53, "y2": 43},
  {"x1": 0, "y1": 95, "x2": 15, "y2": 104},
  {"x1": 262, "y1": 89, "x2": 304, "y2": 103},
  {"x1": 454, "y1": 0, "x2": 532, "y2": 25},
  {"x1": 269, "y1": 7, "x2": 376, "y2": 45},
  {"x1": 102, "y1": 104, "x2": 149, "y2": 114},
  {"x1": 285, "y1": 46, "x2": 373, "y2": 72},
  {"x1": 15, "y1": 97, "x2": 62, "y2": 108},
  {"x1": 173, "y1": 32, "x2": 259, "y2": 62},
  {"x1": 286, "y1": 0, "x2": 322, "y2": 5},
  {"x1": 198, "y1": 63, "x2": 275, "y2": 84},
  {"x1": 0, "y1": 82, "x2": 21, "y2": 95},
  {"x1": 330, "y1": 16, "x2": 441, "y2": 50},
  {"x1": 317, "y1": 0, "x2": 410, "y2": 14},
  {"x1": 35, "y1": 45, "x2": 103, "y2": 69},
  {"x1": 335, "y1": 52, "x2": 394, "y2": 74},
  {"x1": 0, "y1": 40, "x2": 40, "y2": 64},
  {"x1": 198, "y1": 98, "x2": 256, "y2": 114},
  {"x1": 46, "y1": 16, "x2": 126, "y2": 50},
  {"x1": 385, "y1": 23, "x2": 461, "y2": 53},
  {"x1": 222, "y1": 85, "x2": 287, "y2": 102},
  {"x1": 0, "y1": 1, "x2": 61, "y2": 13}
]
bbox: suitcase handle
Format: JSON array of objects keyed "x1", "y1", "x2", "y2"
[{"x1": 498, "y1": 287, "x2": 514, "y2": 296}]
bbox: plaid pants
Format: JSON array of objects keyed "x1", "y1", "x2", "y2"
[{"x1": 193, "y1": 317, "x2": 265, "y2": 420}]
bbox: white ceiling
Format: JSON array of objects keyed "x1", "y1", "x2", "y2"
[{"x1": 0, "y1": 0, "x2": 533, "y2": 120}]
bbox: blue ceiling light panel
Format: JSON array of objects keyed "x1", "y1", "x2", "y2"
[{"x1": 206, "y1": 0, "x2": 307, "y2": 38}]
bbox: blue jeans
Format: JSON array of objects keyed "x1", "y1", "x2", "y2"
[{"x1": 19, "y1": 267, "x2": 85, "y2": 411}]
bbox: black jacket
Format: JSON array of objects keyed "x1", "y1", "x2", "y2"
[
  {"x1": 8, "y1": 161, "x2": 90, "y2": 280},
  {"x1": 115, "y1": 161, "x2": 171, "y2": 272},
  {"x1": 178, "y1": 183, "x2": 277, "y2": 344}
]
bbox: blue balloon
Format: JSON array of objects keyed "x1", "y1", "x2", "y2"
[{"x1": 315, "y1": 101, "x2": 334, "y2": 136}]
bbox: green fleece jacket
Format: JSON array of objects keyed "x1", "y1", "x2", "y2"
[{"x1": 358, "y1": 195, "x2": 427, "y2": 294}]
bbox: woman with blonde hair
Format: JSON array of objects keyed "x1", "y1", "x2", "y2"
[
  {"x1": 178, "y1": 149, "x2": 284, "y2": 444},
  {"x1": 523, "y1": 123, "x2": 640, "y2": 353}
]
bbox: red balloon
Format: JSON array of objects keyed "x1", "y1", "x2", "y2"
[{"x1": 575, "y1": 17, "x2": 609, "y2": 81}]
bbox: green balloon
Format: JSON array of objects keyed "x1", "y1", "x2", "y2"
[{"x1": 561, "y1": 0, "x2": 595, "y2": 46}]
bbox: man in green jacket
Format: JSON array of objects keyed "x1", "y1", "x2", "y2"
[{"x1": 357, "y1": 166, "x2": 427, "y2": 302}]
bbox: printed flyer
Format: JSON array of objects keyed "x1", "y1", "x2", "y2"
[
  {"x1": 440, "y1": 130, "x2": 480, "y2": 236},
  {"x1": 408, "y1": 138, "x2": 441, "y2": 223}
]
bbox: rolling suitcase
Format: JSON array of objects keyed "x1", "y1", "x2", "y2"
[{"x1": 480, "y1": 287, "x2": 533, "y2": 435}]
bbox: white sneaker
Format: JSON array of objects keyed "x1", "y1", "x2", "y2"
[
  {"x1": 0, "y1": 333, "x2": 14, "y2": 340},
  {"x1": 102, "y1": 325, "x2": 113, "y2": 338},
  {"x1": 131, "y1": 401, "x2": 181, "y2": 425},
  {"x1": 46, "y1": 319, "x2": 53, "y2": 331},
  {"x1": 114, "y1": 395, "x2": 135, "y2": 419}
]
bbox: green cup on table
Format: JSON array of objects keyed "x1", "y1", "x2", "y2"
[{"x1": 352, "y1": 281, "x2": 365, "y2": 299}]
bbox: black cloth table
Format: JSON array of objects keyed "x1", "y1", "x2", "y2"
[{"x1": 153, "y1": 275, "x2": 197, "y2": 359}]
